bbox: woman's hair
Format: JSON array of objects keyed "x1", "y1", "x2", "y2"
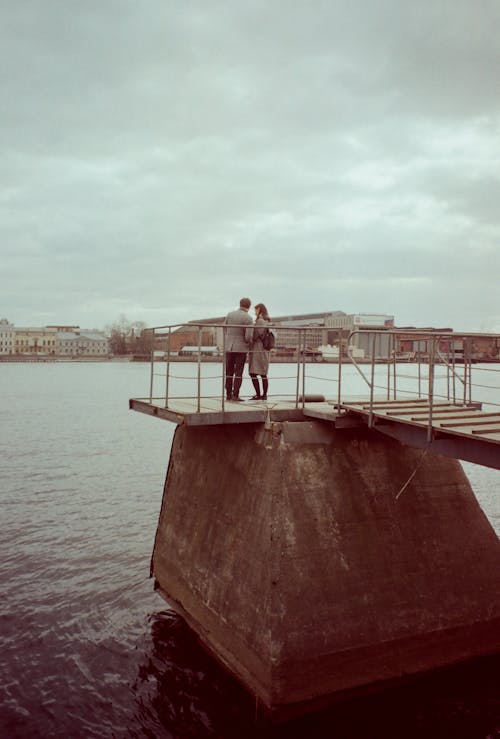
[{"x1": 255, "y1": 303, "x2": 270, "y2": 321}]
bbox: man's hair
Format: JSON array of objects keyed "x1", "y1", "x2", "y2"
[{"x1": 239, "y1": 297, "x2": 251, "y2": 309}]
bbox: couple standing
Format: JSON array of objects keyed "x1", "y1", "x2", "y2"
[{"x1": 225, "y1": 297, "x2": 271, "y2": 402}]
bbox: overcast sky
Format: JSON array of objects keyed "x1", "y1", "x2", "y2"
[{"x1": 1, "y1": 1, "x2": 499, "y2": 331}]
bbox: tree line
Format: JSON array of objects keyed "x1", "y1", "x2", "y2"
[{"x1": 105, "y1": 316, "x2": 153, "y2": 356}]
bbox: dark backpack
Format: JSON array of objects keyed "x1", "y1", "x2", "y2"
[{"x1": 261, "y1": 327, "x2": 276, "y2": 351}]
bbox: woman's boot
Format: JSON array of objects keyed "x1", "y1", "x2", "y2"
[
  {"x1": 250, "y1": 376, "x2": 261, "y2": 399},
  {"x1": 261, "y1": 376, "x2": 268, "y2": 400}
]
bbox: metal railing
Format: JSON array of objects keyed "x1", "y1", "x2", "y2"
[
  {"x1": 145, "y1": 322, "x2": 344, "y2": 411},
  {"x1": 143, "y1": 323, "x2": 500, "y2": 438},
  {"x1": 347, "y1": 329, "x2": 500, "y2": 442}
]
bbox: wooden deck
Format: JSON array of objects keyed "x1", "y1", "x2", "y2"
[
  {"x1": 339, "y1": 399, "x2": 500, "y2": 447},
  {"x1": 129, "y1": 395, "x2": 500, "y2": 469},
  {"x1": 130, "y1": 396, "x2": 499, "y2": 443},
  {"x1": 129, "y1": 396, "x2": 337, "y2": 426}
]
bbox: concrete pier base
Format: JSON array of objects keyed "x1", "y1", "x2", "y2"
[{"x1": 151, "y1": 421, "x2": 500, "y2": 717}]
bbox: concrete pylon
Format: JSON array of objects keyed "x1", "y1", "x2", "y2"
[{"x1": 151, "y1": 420, "x2": 500, "y2": 718}]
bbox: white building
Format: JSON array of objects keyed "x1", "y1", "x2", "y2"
[
  {"x1": 184, "y1": 311, "x2": 396, "y2": 356},
  {"x1": 0, "y1": 318, "x2": 15, "y2": 355},
  {"x1": 57, "y1": 330, "x2": 110, "y2": 357},
  {"x1": 326, "y1": 313, "x2": 395, "y2": 358}
]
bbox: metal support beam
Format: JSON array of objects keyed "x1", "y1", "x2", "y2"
[{"x1": 372, "y1": 420, "x2": 500, "y2": 471}]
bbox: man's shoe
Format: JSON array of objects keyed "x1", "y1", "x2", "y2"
[
  {"x1": 261, "y1": 395, "x2": 267, "y2": 400},
  {"x1": 232, "y1": 396, "x2": 245, "y2": 402},
  {"x1": 251, "y1": 394, "x2": 261, "y2": 400},
  {"x1": 226, "y1": 395, "x2": 232, "y2": 401}
]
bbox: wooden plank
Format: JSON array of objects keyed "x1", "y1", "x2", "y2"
[
  {"x1": 342, "y1": 405, "x2": 477, "y2": 417},
  {"x1": 410, "y1": 412, "x2": 496, "y2": 422},
  {"x1": 409, "y1": 412, "x2": 487, "y2": 422},
  {"x1": 383, "y1": 405, "x2": 479, "y2": 417},
  {"x1": 358, "y1": 402, "x2": 457, "y2": 412},
  {"x1": 471, "y1": 427, "x2": 500, "y2": 435},
  {"x1": 439, "y1": 415, "x2": 500, "y2": 428},
  {"x1": 422, "y1": 411, "x2": 492, "y2": 421},
  {"x1": 344, "y1": 399, "x2": 431, "y2": 406}
]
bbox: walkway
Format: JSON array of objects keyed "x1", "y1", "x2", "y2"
[{"x1": 130, "y1": 326, "x2": 500, "y2": 472}]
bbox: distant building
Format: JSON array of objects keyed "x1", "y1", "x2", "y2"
[
  {"x1": 166, "y1": 311, "x2": 396, "y2": 356},
  {"x1": 170, "y1": 312, "x2": 348, "y2": 352},
  {"x1": 178, "y1": 345, "x2": 220, "y2": 357},
  {"x1": 47, "y1": 324, "x2": 80, "y2": 332},
  {"x1": 326, "y1": 313, "x2": 395, "y2": 358},
  {"x1": 0, "y1": 318, "x2": 15, "y2": 355},
  {"x1": 15, "y1": 326, "x2": 58, "y2": 355},
  {"x1": 395, "y1": 329, "x2": 500, "y2": 362},
  {"x1": 271, "y1": 311, "x2": 347, "y2": 351},
  {"x1": 0, "y1": 321, "x2": 110, "y2": 358},
  {"x1": 57, "y1": 330, "x2": 109, "y2": 357}
]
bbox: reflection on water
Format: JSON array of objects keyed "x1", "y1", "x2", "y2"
[
  {"x1": 0, "y1": 362, "x2": 498, "y2": 738},
  {"x1": 137, "y1": 610, "x2": 500, "y2": 739},
  {"x1": 134, "y1": 610, "x2": 255, "y2": 738}
]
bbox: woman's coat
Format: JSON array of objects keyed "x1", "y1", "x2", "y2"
[{"x1": 249, "y1": 316, "x2": 270, "y2": 375}]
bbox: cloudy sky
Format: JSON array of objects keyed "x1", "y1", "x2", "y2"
[{"x1": 2, "y1": 0, "x2": 499, "y2": 331}]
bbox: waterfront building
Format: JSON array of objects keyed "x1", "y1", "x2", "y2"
[
  {"x1": 15, "y1": 326, "x2": 58, "y2": 355},
  {"x1": 166, "y1": 325, "x2": 218, "y2": 353},
  {"x1": 271, "y1": 311, "x2": 347, "y2": 350},
  {"x1": 165, "y1": 311, "x2": 397, "y2": 356},
  {"x1": 326, "y1": 313, "x2": 395, "y2": 358},
  {"x1": 396, "y1": 330, "x2": 500, "y2": 362},
  {"x1": 57, "y1": 330, "x2": 109, "y2": 357},
  {"x1": 178, "y1": 345, "x2": 220, "y2": 357},
  {"x1": 0, "y1": 318, "x2": 16, "y2": 355},
  {"x1": 2, "y1": 321, "x2": 110, "y2": 358},
  {"x1": 47, "y1": 324, "x2": 80, "y2": 332}
]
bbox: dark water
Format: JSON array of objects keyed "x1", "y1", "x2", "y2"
[{"x1": 0, "y1": 362, "x2": 499, "y2": 738}]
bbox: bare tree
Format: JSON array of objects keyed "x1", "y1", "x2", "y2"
[{"x1": 106, "y1": 315, "x2": 149, "y2": 355}]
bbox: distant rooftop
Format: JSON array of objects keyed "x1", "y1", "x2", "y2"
[{"x1": 185, "y1": 310, "x2": 347, "y2": 327}]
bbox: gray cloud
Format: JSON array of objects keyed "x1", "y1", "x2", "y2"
[{"x1": 1, "y1": 0, "x2": 499, "y2": 331}]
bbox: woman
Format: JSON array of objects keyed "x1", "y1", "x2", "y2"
[{"x1": 249, "y1": 303, "x2": 271, "y2": 400}]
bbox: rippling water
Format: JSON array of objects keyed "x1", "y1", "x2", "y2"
[{"x1": 0, "y1": 362, "x2": 499, "y2": 738}]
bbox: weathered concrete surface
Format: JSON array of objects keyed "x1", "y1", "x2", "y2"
[{"x1": 151, "y1": 421, "x2": 500, "y2": 715}]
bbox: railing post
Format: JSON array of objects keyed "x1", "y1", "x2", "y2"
[
  {"x1": 165, "y1": 327, "x2": 171, "y2": 407},
  {"x1": 386, "y1": 332, "x2": 391, "y2": 400},
  {"x1": 301, "y1": 328, "x2": 306, "y2": 408},
  {"x1": 417, "y1": 343, "x2": 422, "y2": 398},
  {"x1": 451, "y1": 339, "x2": 457, "y2": 403},
  {"x1": 149, "y1": 328, "x2": 155, "y2": 403},
  {"x1": 369, "y1": 333, "x2": 376, "y2": 428},
  {"x1": 295, "y1": 328, "x2": 301, "y2": 408},
  {"x1": 446, "y1": 339, "x2": 451, "y2": 400},
  {"x1": 337, "y1": 329, "x2": 342, "y2": 410},
  {"x1": 427, "y1": 337, "x2": 436, "y2": 444},
  {"x1": 197, "y1": 326, "x2": 202, "y2": 413},
  {"x1": 392, "y1": 332, "x2": 397, "y2": 400},
  {"x1": 468, "y1": 338, "x2": 472, "y2": 404},
  {"x1": 464, "y1": 337, "x2": 472, "y2": 405},
  {"x1": 222, "y1": 324, "x2": 226, "y2": 412}
]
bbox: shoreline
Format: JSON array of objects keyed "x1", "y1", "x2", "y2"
[
  {"x1": 0, "y1": 356, "x2": 130, "y2": 364},
  {"x1": 2, "y1": 355, "x2": 499, "y2": 365}
]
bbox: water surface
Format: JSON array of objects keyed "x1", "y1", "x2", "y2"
[{"x1": 0, "y1": 362, "x2": 498, "y2": 738}]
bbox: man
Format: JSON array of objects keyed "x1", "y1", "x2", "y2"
[{"x1": 224, "y1": 297, "x2": 254, "y2": 401}]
